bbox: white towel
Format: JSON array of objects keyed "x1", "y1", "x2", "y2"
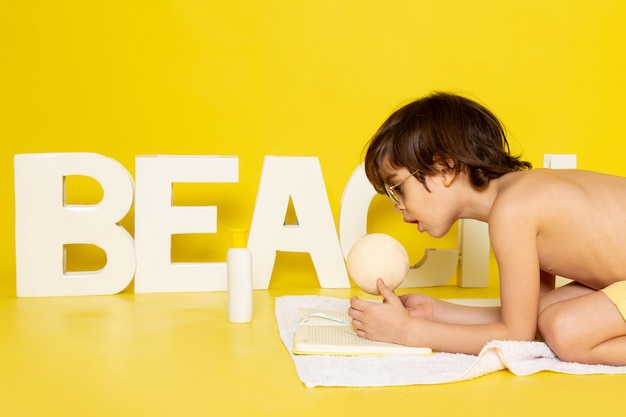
[{"x1": 275, "y1": 295, "x2": 626, "y2": 387}]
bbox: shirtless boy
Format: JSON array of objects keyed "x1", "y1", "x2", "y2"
[{"x1": 348, "y1": 92, "x2": 626, "y2": 365}]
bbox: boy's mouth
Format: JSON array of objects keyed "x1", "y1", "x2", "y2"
[{"x1": 404, "y1": 218, "x2": 423, "y2": 232}]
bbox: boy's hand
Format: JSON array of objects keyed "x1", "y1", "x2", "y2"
[
  {"x1": 399, "y1": 293, "x2": 436, "y2": 320},
  {"x1": 348, "y1": 279, "x2": 411, "y2": 344}
]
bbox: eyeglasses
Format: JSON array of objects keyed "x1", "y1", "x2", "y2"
[{"x1": 384, "y1": 169, "x2": 420, "y2": 205}]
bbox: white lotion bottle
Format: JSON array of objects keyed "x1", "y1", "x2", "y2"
[{"x1": 227, "y1": 228, "x2": 253, "y2": 323}]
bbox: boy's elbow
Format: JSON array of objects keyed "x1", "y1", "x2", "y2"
[
  {"x1": 506, "y1": 324, "x2": 537, "y2": 342},
  {"x1": 518, "y1": 332, "x2": 536, "y2": 342}
]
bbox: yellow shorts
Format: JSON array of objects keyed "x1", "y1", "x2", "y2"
[{"x1": 601, "y1": 281, "x2": 626, "y2": 322}]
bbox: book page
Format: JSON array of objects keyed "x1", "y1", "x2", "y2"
[{"x1": 293, "y1": 308, "x2": 432, "y2": 356}]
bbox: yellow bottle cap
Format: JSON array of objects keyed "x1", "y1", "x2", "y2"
[{"x1": 230, "y1": 228, "x2": 249, "y2": 248}]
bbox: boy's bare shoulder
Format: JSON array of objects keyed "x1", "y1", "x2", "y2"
[{"x1": 487, "y1": 171, "x2": 545, "y2": 228}]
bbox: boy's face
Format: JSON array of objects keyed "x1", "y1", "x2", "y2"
[{"x1": 381, "y1": 159, "x2": 458, "y2": 239}]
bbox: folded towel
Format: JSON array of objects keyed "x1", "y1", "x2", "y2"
[{"x1": 275, "y1": 295, "x2": 626, "y2": 387}]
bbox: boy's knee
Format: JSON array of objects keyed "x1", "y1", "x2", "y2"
[{"x1": 538, "y1": 304, "x2": 581, "y2": 362}]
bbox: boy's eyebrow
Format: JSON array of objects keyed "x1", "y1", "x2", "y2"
[
  {"x1": 380, "y1": 172, "x2": 397, "y2": 185},
  {"x1": 380, "y1": 172, "x2": 394, "y2": 185}
]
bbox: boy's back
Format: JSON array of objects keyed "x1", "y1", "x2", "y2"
[{"x1": 494, "y1": 168, "x2": 626, "y2": 289}]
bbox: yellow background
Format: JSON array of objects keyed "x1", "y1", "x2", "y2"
[
  {"x1": 3, "y1": 1, "x2": 626, "y2": 296},
  {"x1": 2, "y1": 2, "x2": 626, "y2": 416}
]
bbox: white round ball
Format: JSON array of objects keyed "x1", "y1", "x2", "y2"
[{"x1": 346, "y1": 233, "x2": 409, "y2": 295}]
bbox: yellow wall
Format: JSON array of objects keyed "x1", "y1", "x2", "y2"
[{"x1": 2, "y1": 1, "x2": 625, "y2": 297}]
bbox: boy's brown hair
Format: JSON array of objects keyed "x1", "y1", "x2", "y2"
[{"x1": 364, "y1": 92, "x2": 532, "y2": 193}]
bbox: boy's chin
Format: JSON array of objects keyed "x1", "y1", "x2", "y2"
[{"x1": 423, "y1": 225, "x2": 452, "y2": 239}]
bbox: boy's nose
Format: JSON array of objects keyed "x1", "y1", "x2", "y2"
[{"x1": 393, "y1": 202, "x2": 404, "y2": 213}]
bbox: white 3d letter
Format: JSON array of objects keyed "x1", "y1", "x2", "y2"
[
  {"x1": 339, "y1": 164, "x2": 489, "y2": 288},
  {"x1": 456, "y1": 219, "x2": 489, "y2": 288},
  {"x1": 248, "y1": 156, "x2": 349, "y2": 289},
  {"x1": 14, "y1": 153, "x2": 135, "y2": 297},
  {"x1": 134, "y1": 156, "x2": 238, "y2": 293}
]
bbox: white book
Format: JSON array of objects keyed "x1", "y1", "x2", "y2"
[{"x1": 293, "y1": 308, "x2": 432, "y2": 356}]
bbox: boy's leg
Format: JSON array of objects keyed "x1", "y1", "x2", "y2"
[
  {"x1": 538, "y1": 282, "x2": 595, "y2": 313},
  {"x1": 538, "y1": 284, "x2": 626, "y2": 365}
]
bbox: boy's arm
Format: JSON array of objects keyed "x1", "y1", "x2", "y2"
[
  {"x1": 350, "y1": 280, "x2": 530, "y2": 354},
  {"x1": 350, "y1": 203, "x2": 542, "y2": 354},
  {"x1": 399, "y1": 292, "x2": 502, "y2": 324},
  {"x1": 488, "y1": 199, "x2": 543, "y2": 342}
]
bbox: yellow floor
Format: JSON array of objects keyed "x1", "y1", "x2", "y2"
[{"x1": 0, "y1": 283, "x2": 624, "y2": 417}]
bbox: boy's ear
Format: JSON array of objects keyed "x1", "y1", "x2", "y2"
[
  {"x1": 440, "y1": 167, "x2": 457, "y2": 187},
  {"x1": 433, "y1": 156, "x2": 458, "y2": 187}
]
